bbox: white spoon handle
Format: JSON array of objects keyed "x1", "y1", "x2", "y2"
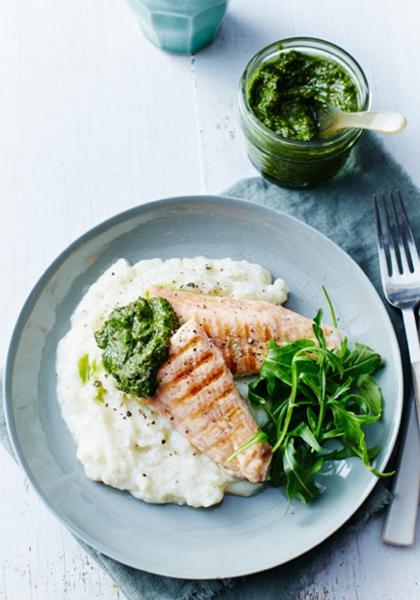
[{"x1": 336, "y1": 110, "x2": 407, "y2": 134}]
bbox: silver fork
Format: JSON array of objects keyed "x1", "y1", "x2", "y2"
[{"x1": 374, "y1": 190, "x2": 420, "y2": 546}]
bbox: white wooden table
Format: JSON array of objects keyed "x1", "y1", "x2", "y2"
[{"x1": 1, "y1": 1, "x2": 420, "y2": 598}]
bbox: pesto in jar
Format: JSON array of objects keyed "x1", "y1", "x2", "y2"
[{"x1": 248, "y1": 50, "x2": 359, "y2": 141}]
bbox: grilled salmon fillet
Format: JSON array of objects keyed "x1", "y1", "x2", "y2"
[
  {"x1": 149, "y1": 286, "x2": 342, "y2": 376},
  {"x1": 144, "y1": 319, "x2": 272, "y2": 483}
]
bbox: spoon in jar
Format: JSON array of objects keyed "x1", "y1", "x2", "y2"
[{"x1": 318, "y1": 106, "x2": 407, "y2": 136}]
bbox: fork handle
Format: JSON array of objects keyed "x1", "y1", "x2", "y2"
[
  {"x1": 412, "y1": 362, "x2": 420, "y2": 429},
  {"x1": 382, "y1": 308, "x2": 420, "y2": 546},
  {"x1": 402, "y1": 309, "x2": 420, "y2": 428},
  {"x1": 383, "y1": 397, "x2": 420, "y2": 545}
]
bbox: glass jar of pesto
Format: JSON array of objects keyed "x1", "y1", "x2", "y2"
[{"x1": 239, "y1": 38, "x2": 370, "y2": 187}]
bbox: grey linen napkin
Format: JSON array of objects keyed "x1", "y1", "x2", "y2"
[{"x1": 1, "y1": 132, "x2": 418, "y2": 599}]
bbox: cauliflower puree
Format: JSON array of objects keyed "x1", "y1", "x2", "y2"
[{"x1": 56, "y1": 257, "x2": 288, "y2": 507}]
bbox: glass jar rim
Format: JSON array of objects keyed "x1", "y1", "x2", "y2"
[{"x1": 240, "y1": 36, "x2": 371, "y2": 149}]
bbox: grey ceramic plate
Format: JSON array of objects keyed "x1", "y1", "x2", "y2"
[{"x1": 4, "y1": 196, "x2": 403, "y2": 579}]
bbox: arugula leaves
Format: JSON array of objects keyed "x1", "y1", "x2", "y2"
[{"x1": 232, "y1": 308, "x2": 389, "y2": 504}]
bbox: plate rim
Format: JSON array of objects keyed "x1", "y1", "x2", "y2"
[{"x1": 3, "y1": 194, "x2": 404, "y2": 579}]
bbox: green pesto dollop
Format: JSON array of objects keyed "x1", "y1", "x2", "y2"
[
  {"x1": 78, "y1": 354, "x2": 99, "y2": 384},
  {"x1": 95, "y1": 296, "x2": 179, "y2": 398},
  {"x1": 78, "y1": 353, "x2": 90, "y2": 384},
  {"x1": 94, "y1": 380, "x2": 107, "y2": 403},
  {"x1": 248, "y1": 50, "x2": 359, "y2": 141}
]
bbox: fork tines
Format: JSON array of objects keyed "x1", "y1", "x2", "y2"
[{"x1": 374, "y1": 191, "x2": 419, "y2": 278}]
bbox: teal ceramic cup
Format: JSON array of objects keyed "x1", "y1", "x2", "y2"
[{"x1": 127, "y1": 0, "x2": 228, "y2": 54}]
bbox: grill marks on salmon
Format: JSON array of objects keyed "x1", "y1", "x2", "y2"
[
  {"x1": 149, "y1": 285, "x2": 342, "y2": 376},
  {"x1": 145, "y1": 319, "x2": 272, "y2": 483}
]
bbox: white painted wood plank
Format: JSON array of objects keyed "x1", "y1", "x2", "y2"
[
  {"x1": 305, "y1": 516, "x2": 420, "y2": 600},
  {"x1": 1, "y1": 0, "x2": 420, "y2": 598}
]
